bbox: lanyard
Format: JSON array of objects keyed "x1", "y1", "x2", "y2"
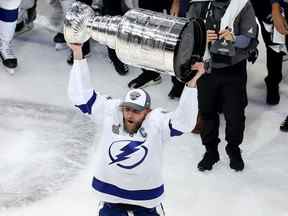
[{"x1": 204, "y1": 1, "x2": 213, "y2": 22}]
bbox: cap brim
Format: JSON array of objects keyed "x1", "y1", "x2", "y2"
[{"x1": 120, "y1": 102, "x2": 145, "y2": 112}]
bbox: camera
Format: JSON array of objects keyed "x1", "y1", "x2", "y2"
[{"x1": 206, "y1": 22, "x2": 236, "y2": 64}]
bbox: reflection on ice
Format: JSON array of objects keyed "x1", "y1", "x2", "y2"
[{"x1": 0, "y1": 99, "x2": 95, "y2": 209}]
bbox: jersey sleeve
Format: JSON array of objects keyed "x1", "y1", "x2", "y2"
[
  {"x1": 68, "y1": 59, "x2": 121, "y2": 124},
  {"x1": 150, "y1": 86, "x2": 199, "y2": 143}
]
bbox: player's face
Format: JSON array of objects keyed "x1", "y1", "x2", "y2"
[{"x1": 122, "y1": 106, "x2": 150, "y2": 134}]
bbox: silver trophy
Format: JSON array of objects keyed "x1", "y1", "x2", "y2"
[{"x1": 64, "y1": 2, "x2": 206, "y2": 82}]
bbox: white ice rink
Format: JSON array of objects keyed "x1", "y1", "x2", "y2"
[{"x1": 0, "y1": 12, "x2": 288, "y2": 216}]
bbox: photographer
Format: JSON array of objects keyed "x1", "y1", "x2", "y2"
[{"x1": 187, "y1": 0, "x2": 258, "y2": 171}]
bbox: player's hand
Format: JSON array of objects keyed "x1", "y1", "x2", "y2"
[
  {"x1": 68, "y1": 43, "x2": 83, "y2": 60},
  {"x1": 170, "y1": 0, "x2": 180, "y2": 16},
  {"x1": 186, "y1": 62, "x2": 206, "y2": 88}
]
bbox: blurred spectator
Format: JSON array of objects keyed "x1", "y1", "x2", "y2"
[
  {"x1": 15, "y1": 0, "x2": 37, "y2": 35},
  {"x1": 168, "y1": 0, "x2": 188, "y2": 100},
  {"x1": 251, "y1": 0, "x2": 288, "y2": 105},
  {"x1": 280, "y1": 115, "x2": 288, "y2": 132},
  {"x1": 66, "y1": 0, "x2": 94, "y2": 65},
  {"x1": 49, "y1": 0, "x2": 73, "y2": 51},
  {"x1": 271, "y1": 0, "x2": 288, "y2": 132},
  {"x1": 101, "y1": 0, "x2": 131, "y2": 75},
  {"x1": 48, "y1": 0, "x2": 92, "y2": 64}
]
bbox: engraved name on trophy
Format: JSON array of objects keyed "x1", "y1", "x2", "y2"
[{"x1": 64, "y1": 2, "x2": 206, "y2": 82}]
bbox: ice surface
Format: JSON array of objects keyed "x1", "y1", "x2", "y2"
[{"x1": 0, "y1": 99, "x2": 94, "y2": 210}]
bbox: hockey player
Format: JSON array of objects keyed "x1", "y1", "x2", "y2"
[
  {"x1": 68, "y1": 43, "x2": 204, "y2": 215},
  {"x1": 0, "y1": 0, "x2": 22, "y2": 74}
]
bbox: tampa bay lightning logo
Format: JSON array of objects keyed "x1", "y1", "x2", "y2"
[
  {"x1": 129, "y1": 91, "x2": 141, "y2": 100},
  {"x1": 109, "y1": 140, "x2": 148, "y2": 169}
]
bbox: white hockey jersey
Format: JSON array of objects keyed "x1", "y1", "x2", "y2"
[{"x1": 68, "y1": 59, "x2": 198, "y2": 208}]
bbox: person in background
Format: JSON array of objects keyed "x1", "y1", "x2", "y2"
[
  {"x1": 251, "y1": 0, "x2": 288, "y2": 105},
  {"x1": 48, "y1": 0, "x2": 91, "y2": 64},
  {"x1": 271, "y1": 0, "x2": 288, "y2": 132},
  {"x1": 15, "y1": 0, "x2": 37, "y2": 35},
  {"x1": 280, "y1": 115, "x2": 288, "y2": 132},
  {"x1": 0, "y1": 0, "x2": 22, "y2": 74},
  {"x1": 49, "y1": 0, "x2": 74, "y2": 50},
  {"x1": 168, "y1": 0, "x2": 189, "y2": 100},
  {"x1": 68, "y1": 42, "x2": 204, "y2": 216},
  {"x1": 101, "y1": 0, "x2": 131, "y2": 75}
]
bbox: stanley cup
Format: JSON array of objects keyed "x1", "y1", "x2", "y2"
[{"x1": 64, "y1": 2, "x2": 206, "y2": 82}]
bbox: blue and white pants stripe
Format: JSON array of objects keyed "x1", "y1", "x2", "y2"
[{"x1": 0, "y1": 0, "x2": 22, "y2": 42}]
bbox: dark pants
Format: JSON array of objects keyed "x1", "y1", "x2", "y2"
[
  {"x1": 77, "y1": 0, "x2": 92, "y2": 6},
  {"x1": 198, "y1": 61, "x2": 248, "y2": 150},
  {"x1": 250, "y1": 0, "x2": 284, "y2": 87},
  {"x1": 102, "y1": 0, "x2": 169, "y2": 15},
  {"x1": 103, "y1": 0, "x2": 169, "y2": 78},
  {"x1": 139, "y1": 0, "x2": 169, "y2": 12},
  {"x1": 102, "y1": 0, "x2": 127, "y2": 70},
  {"x1": 258, "y1": 21, "x2": 284, "y2": 87},
  {"x1": 99, "y1": 202, "x2": 163, "y2": 216},
  {"x1": 102, "y1": 0, "x2": 126, "y2": 16}
]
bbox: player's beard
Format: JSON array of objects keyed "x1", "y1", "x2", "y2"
[{"x1": 123, "y1": 119, "x2": 142, "y2": 134}]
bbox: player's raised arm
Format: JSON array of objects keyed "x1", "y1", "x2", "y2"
[
  {"x1": 169, "y1": 62, "x2": 205, "y2": 132},
  {"x1": 154, "y1": 62, "x2": 206, "y2": 141},
  {"x1": 67, "y1": 43, "x2": 96, "y2": 115}
]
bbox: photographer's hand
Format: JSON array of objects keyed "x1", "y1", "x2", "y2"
[
  {"x1": 207, "y1": 30, "x2": 218, "y2": 44},
  {"x1": 219, "y1": 30, "x2": 235, "y2": 42}
]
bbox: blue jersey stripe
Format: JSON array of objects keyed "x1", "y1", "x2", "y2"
[
  {"x1": 75, "y1": 90, "x2": 97, "y2": 114},
  {"x1": 0, "y1": 8, "x2": 18, "y2": 22},
  {"x1": 169, "y1": 120, "x2": 183, "y2": 137},
  {"x1": 92, "y1": 177, "x2": 164, "y2": 201}
]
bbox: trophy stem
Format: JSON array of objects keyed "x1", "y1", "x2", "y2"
[{"x1": 87, "y1": 15, "x2": 122, "y2": 49}]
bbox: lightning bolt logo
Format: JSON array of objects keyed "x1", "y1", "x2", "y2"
[{"x1": 109, "y1": 140, "x2": 148, "y2": 169}]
